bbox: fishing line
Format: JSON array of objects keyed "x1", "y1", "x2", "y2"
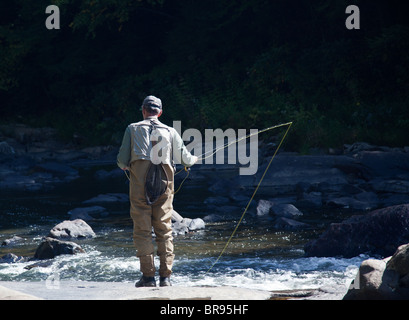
[
  {"x1": 121, "y1": 121, "x2": 293, "y2": 274},
  {"x1": 203, "y1": 121, "x2": 293, "y2": 275},
  {"x1": 197, "y1": 122, "x2": 293, "y2": 161}
]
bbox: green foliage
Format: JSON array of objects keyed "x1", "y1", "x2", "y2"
[{"x1": 1, "y1": 0, "x2": 408, "y2": 150}]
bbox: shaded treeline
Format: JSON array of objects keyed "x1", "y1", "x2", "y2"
[{"x1": 1, "y1": 0, "x2": 408, "y2": 150}]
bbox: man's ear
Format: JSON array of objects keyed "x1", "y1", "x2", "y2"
[{"x1": 158, "y1": 110, "x2": 163, "y2": 118}]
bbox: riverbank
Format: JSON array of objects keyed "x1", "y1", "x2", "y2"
[{"x1": 0, "y1": 280, "x2": 346, "y2": 300}]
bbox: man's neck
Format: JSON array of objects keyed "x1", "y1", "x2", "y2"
[{"x1": 144, "y1": 115, "x2": 158, "y2": 120}]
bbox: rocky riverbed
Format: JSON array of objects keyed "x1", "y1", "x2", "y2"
[{"x1": 2, "y1": 124, "x2": 409, "y2": 300}]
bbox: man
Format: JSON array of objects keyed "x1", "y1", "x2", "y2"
[{"x1": 117, "y1": 95, "x2": 197, "y2": 287}]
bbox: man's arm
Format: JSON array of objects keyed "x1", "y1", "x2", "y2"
[
  {"x1": 117, "y1": 127, "x2": 131, "y2": 170},
  {"x1": 171, "y1": 129, "x2": 198, "y2": 168}
]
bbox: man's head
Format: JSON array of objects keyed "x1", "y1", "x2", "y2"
[{"x1": 142, "y1": 95, "x2": 162, "y2": 118}]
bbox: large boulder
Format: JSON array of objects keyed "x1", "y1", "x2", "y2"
[
  {"x1": 304, "y1": 204, "x2": 409, "y2": 258},
  {"x1": 48, "y1": 219, "x2": 96, "y2": 239},
  {"x1": 344, "y1": 244, "x2": 409, "y2": 300},
  {"x1": 34, "y1": 237, "x2": 85, "y2": 260}
]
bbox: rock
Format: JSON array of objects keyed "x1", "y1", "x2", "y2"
[
  {"x1": 83, "y1": 193, "x2": 129, "y2": 204},
  {"x1": 172, "y1": 219, "x2": 191, "y2": 235},
  {"x1": 0, "y1": 253, "x2": 26, "y2": 263},
  {"x1": 386, "y1": 244, "x2": 409, "y2": 277},
  {"x1": 1, "y1": 236, "x2": 24, "y2": 246},
  {"x1": 270, "y1": 204, "x2": 303, "y2": 219},
  {"x1": 344, "y1": 243, "x2": 409, "y2": 300},
  {"x1": 344, "y1": 142, "x2": 380, "y2": 154},
  {"x1": 343, "y1": 258, "x2": 399, "y2": 300},
  {"x1": 304, "y1": 204, "x2": 409, "y2": 258},
  {"x1": 274, "y1": 217, "x2": 311, "y2": 230},
  {"x1": 188, "y1": 218, "x2": 205, "y2": 231},
  {"x1": 203, "y1": 214, "x2": 225, "y2": 223},
  {"x1": 296, "y1": 192, "x2": 322, "y2": 208},
  {"x1": 171, "y1": 209, "x2": 183, "y2": 223},
  {"x1": 256, "y1": 200, "x2": 274, "y2": 217},
  {"x1": 35, "y1": 162, "x2": 79, "y2": 177},
  {"x1": 68, "y1": 206, "x2": 108, "y2": 221},
  {"x1": 356, "y1": 151, "x2": 409, "y2": 178},
  {"x1": 34, "y1": 237, "x2": 85, "y2": 260},
  {"x1": 371, "y1": 179, "x2": 409, "y2": 194},
  {"x1": 237, "y1": 155, "x2": 363, "y2": 196},
  {"x1": 48, "y1": 219, "x2": 96, "y2": 239},
  {"x1": 0, "y1": 141, "x2": 15, "y2": 155},
  {"x1": 172, "y1": 217, "x2": 205, "y2": 235},
  {"x1": 325, "y1": 196, "x2": 376, "y2": 211}
]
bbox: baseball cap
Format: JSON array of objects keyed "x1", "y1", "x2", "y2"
[{"x1": 142, "y1": 95, "x2": 162, "y2": 110}]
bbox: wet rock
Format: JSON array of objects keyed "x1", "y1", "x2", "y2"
[
  {"x1": 34, "y1": 237, "x2": 85, "y2": 260},
  {"x1": 172, "y1": 219, "x2": 191, "y2": 235},
  {"x1": 48, "y1": 219, "x2": 96, "y2": 239},
  {"x1": 256, "y1": 200, "x2": 274, "y2": 217},
  {"x1": 1, "y1": 236, "x2": 24, "y2": 247},
  {"x1": 189, "y1": 218, "x2": 205, "y2": 231},
  {"x1": 304, "y1": 204, "x2": 409, "y2": 258},
  {"x1": 68, "y1": 206, "x2": 108, "y2": 221},
  {"x1": 171, "y1": 209, "x2": 183, "y2": 223},
  {"x1": 172, "y1": 217, "x2": 205, "y2": 235},
  {"x1": 0, "y1": 253, "x2": 26, "y2": 263},
  {"x1": 203, "y1": 214, "x2": 225, "y2": 223}
]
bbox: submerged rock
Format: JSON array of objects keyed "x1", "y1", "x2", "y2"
[
  {"x1": 82, "y1": 193, "x2": 129, "y2": 204},
  {"x1": 274, "y1": 217, "x2": 311, "y2": 230},
  {"x1": 68, "y1": 206, "x2": 108, "y2": 221}
]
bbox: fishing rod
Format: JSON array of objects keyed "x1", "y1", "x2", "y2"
[{"x1": 121, "y1": 121, "x2": 293, "y2": 273}]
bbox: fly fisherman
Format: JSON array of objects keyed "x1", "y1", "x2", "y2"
[{"x1": 117, "y1": 95, "x2": 198, "y2": 287}]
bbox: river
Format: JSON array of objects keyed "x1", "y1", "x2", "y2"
[{"x1": 0, "y1": 165, "x2": 368, "y2": 295}]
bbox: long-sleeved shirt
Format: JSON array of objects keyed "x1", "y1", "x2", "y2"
[{"x1": 117, "y1": 117, "x2": 196, "y2": 170}]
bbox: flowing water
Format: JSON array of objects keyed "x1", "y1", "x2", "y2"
[{"x1": 0, "y1": 166, "x2": 368, "y2": 294}]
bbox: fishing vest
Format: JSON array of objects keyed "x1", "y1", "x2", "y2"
[{"x1": 133, "y1": 119, "x2": 174, "y2": 205}]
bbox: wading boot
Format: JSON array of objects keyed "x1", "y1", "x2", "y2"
[
  {"x1": 135, "y1": 275, "x2": 156, "y2": 288},
  {"x1": 160, "y1": 276, "x2": 171, "y2": 287}
]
